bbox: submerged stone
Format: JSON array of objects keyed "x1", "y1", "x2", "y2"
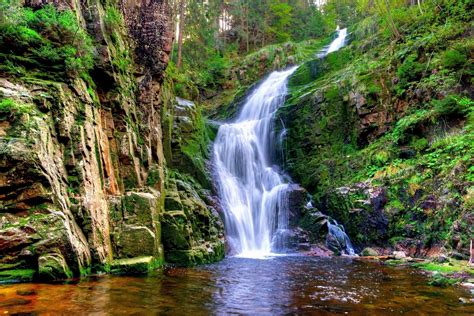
[
  {"x1": 110, "y1": 256, "x2": 163, "y2": 274},
  {"x1": 0, "y1": 269, "x2": 35, "y2": 283}
]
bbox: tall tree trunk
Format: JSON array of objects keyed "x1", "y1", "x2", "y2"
[
  {"x1": 222, "y1": 5, "x2": 226, "y2": 52},
  {"x1": 470, "y1": 239, "x2": 474, "y2": 266},
  {"x1": 176, "y1": 0, "x2": 185, "y2": 69},
  {"x1": 245, "y1": 2, "x2": 249, "y2": 53},
  {"x1": 169, "y1": 0, "x2": 179, "y2": 62},
  {"x1": 417, "y1": 0, "x2": 424, "y2": 14}
]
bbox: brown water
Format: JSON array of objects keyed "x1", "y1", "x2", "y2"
[{"x1": 1, "y1": 256, "x2": 473, "y2": 315}]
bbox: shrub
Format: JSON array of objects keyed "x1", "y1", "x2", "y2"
[
  {"x1": 411, "y1": 137, "x2": 429, "y2": 152},
  {"x1": 396, "y1": 54, "x2": 424, "y2": 89},
  {"x1": 0, "y1": 1, "x2": 94, "y2": 78},
  {"x1": 442, "y1": 48, "x2": 468, "y2": 69}
]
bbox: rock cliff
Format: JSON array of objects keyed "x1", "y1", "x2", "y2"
[
  {"x1": 278, "y1": 13, "x2": 473, "y2": 259},
  {"x1": 0, "y1": 0, "x2": 223, "y2": 282}
]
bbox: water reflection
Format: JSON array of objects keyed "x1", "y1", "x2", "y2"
[{"x1": 0, "y1": 256, "x2": 473, "y2": 315}]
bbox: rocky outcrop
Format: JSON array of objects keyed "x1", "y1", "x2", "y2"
[
  {"x1": 0, "y1": 0, "x2": 223, "y2": 282},
  {"x1": 161, "y1": 97, "x2": 225, "y2": 265},
  {"x1": 162, "y1": 177, "x2": 224, "y2": 265},
  {"x1": 278, "y1": 20, "x2": 472, "y2": 258}
]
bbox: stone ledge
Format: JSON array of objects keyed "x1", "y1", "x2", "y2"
[{"x1": 110, "y1": 256, "x2": 163, "y2": 275}]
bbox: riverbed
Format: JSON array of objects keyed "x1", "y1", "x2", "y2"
[{"x1": 1, "y1": 256, "x2": 473, "y2": 314}]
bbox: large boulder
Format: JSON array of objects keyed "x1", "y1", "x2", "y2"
[{"x1": 161, "y1": 177, "x2": 224, "y2": 265}]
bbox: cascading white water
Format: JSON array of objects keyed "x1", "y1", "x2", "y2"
[
  {"x1": 214, "y1": 29, "x2": 349, "y2": 258},
  {"x1": 326, "y1": 28, "x2": 347, "y2": 54}
]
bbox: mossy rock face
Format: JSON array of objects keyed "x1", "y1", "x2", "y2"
[
  {"x1": 113, "y1": 225, "x2": 157, "y2": 258},
  {"x1": 361, "y1": 247, "x2": 379, "y2": 256},
  {"x1": 278, "y1": 10, "x2": 473, "y2": 257},
  {"x1": 167, "y1": 97, "x2": 213, "y2": 188},
  {"x1": 162, "y1": 175, "x2": 225, "y2": 266},
  {"x1": 38, "y1": 252, "x2": 73, "y2": 281},
  {"x1": 0, "y1": 269, "x2": 36, "y2": 283},
  {"x1": 110, "y1": 191, "x2": 163, "y2": 260},
  {"x1": 110, "y1": 256, "x2": 163, "y2": 275},
  {"x1": 0, "y1": 0, "x2": 176, "y2": 281},
  {"x1": 165, "y1": 241, "x2": 225, "y2": 266},
  {"x1": 161, "y1": 211, "x2": 193, "y2": 250}
]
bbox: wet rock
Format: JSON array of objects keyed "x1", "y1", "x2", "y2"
[
  {"x1": 437, "y1": 254, "x2": 449, "y2": 263},
  {"x1": 287, "y1": 184, "x2": 308, "y2": 226},
  {"x1": 0, "y1": 298, "x2": 32, "y2": 307},
  {"x1": 38, "y1": 252, "x2": 73, "y2": 281},
  {"x1": 322, "y1": 182, "x2": 388, "y2": 246},
  {"x1": 113, "y1": 225, "x2": 157, "y2": 258},
  {"x1": 450, "y1": 251, "x2": 468, "y2": 260},
  {"x1": 459, "y1": 297, "x2": 474, "y2": 304},
  {"x1": 110, "y1": 256, "x2": 161, "y2": 275},
  {"x1": 361, "y1": 247, "x2": 379, "y2": 256},
  {"x1": 161, "y1": 178, "x2": 224, "y2": 265},
  {"x1": 393, "y1": 251, "x2": 407, "y2": 260},
  {"x1": 285, "y1": 228, "x2": 311, "y2": 251},
  {"x1": 16, "y1": 289, "x2": 37, "y2": 296}
]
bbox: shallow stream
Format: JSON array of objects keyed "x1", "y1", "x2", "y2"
[{"x1": 1, "y1": 256, "x2": 473, "y2": 314}]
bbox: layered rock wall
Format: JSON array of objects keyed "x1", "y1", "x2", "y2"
[{"x1": 0, "y1": 0, "x2": 223, "y2": 281}]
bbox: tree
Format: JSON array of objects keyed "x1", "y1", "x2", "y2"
[{"x1": 176, "y1": 0, "x2": 186, "y2": 68}]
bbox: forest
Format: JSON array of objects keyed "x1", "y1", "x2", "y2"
[{"x1": 0, "y1": 0, "x2": 473, "y2": 313}]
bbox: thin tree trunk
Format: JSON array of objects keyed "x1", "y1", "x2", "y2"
[
  {"x1": 417, "y1": 0, "x2": 424, "y2": 14},
  {"x1": 222, "y1": 6, "x2": 227, "y2": 52},
  {"x1": 176, "y1": 0, "x2": 185, "y2": 69},
  {"x1": 245, "y1": 2, "x2": 249, "y2": 52},
  {"x1": 470, "y1": 239, "x2": 474, "y2": 266}
]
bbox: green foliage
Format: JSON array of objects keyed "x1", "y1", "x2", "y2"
[
  {"x1": 0, "y1": 1, "x2": 94, "y2": 79},
  {"x1": 0, "y1": 98, "x2": 36, "y2": 116},
  {"x1": 411, "y1": 137, "x2": 428, "y2": 152},
  {"x1": 278, "y1": 0, "x2": 474, "y2": 252},
  {"x1": 396, "y1": 54, "x2": 424, "y2": 91},
  {"x1": 442, "y1": 47, "x2": 468, "y2": 69},
  {"x1": 268, "y1": 0, "x2": 293, "y2": 42}
]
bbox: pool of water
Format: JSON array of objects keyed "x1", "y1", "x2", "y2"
[{"x1": 1, "y1": 256, "x2": 473, "y2": 314}]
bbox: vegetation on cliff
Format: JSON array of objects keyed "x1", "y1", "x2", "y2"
[
  {"x1": 0, "y1": 0, "x2": 224, "y2": 284},
  {"x1": 278, "y1": 0, "x2": 473, "y2": 258}
]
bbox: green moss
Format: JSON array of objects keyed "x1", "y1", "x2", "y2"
[
  {"x1": 0, "y1": 2, "x2": 94, "y2": 79},
  {"x1": 146, "y1": 166, "x2": 162, "y2": 187},
  {"x1": 0, "y1": 269, "x2": 35, "y2": 283},
  {"x1": 110, "y1": 256, "x2": 163, "y2": 275},
  {"x1": 413, "y1": 261, "x2": 474, "y2": 274},
  {"x1": 0, "y1": 98, "x2": 35, "y2": 115},
  {"x1": 442, "y1": 47, "x2": 468, "y2": 69},
  {"x1": 428, "y1": 275, "x2": 460, "y2": 287}
]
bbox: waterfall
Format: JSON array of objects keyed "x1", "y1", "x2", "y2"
[{"x1": 214, "y1": 29, "x2": 349, "y2": 258}]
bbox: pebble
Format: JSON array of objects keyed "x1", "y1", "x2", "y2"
[
  {"x1": 0, "y1": 298, "x2": 31, "y2": 307},
  {"x1": 16, "y1": 289, "x2": 37, "y2": 296},
  {"x1": 459, "y1": 297, "x2": 474, "y2": 304},
  {"x1": 461, "y1": 282, "x2": 474, "y2": 288}
]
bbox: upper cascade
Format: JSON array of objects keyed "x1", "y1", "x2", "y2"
[
  {"x1": 213, "y1": 28, "x2": 349, "y2": 258},
  {"x1": 326, "y1": 28, "x2": 347, "y2": 54}
]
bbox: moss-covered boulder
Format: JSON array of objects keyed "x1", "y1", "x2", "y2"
[
  {"x1": 110, "y1": 256, "x2": 162, "y2": 275},
  {"x1": 161, "y1": 176, "x2": 224, "y2": 265},
  {"x1": 38, "y1": 252, "x2": 73, "y2": 281},
  {"x1": 110, "y1": 191, "x2": 164, "y2": 261}
]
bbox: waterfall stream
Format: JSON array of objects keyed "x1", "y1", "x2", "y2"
[{"x1": 214, "y1": 29, "x2": 350, "y2": 257}]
